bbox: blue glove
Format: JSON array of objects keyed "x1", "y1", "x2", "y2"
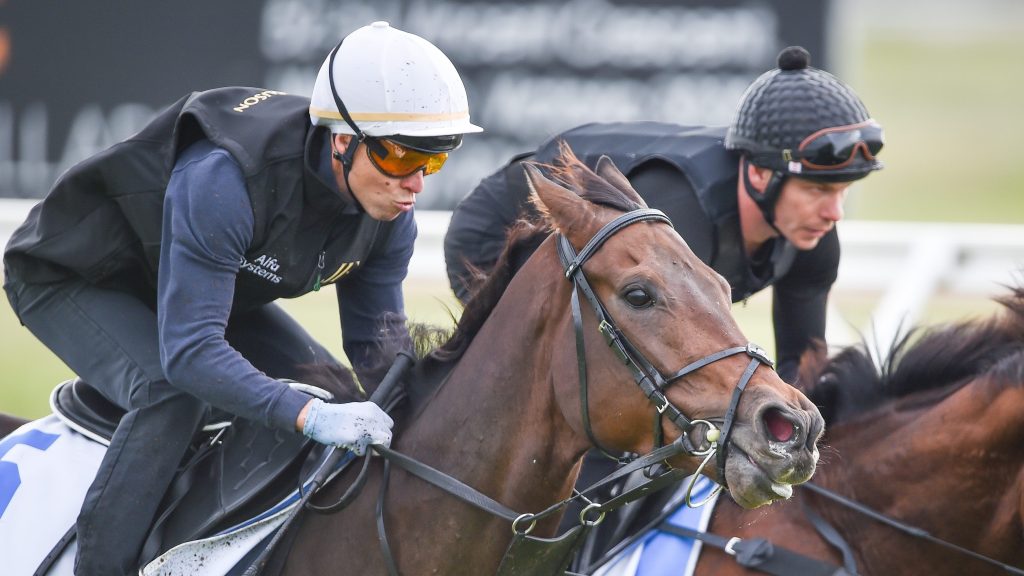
[{"x1": 302, "y1": 398, "x2": 394, "y2": 456}]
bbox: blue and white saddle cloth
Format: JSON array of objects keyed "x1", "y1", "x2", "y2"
[
  {"x1": 0, "y1": 415, "x2": 345, "y2": 576},
  {"x1": 0, "y1": 416, "x2": 105, "y2": 575},
  {"x1": 593, "y1": 475, "x2": 720, "y2": 576}
]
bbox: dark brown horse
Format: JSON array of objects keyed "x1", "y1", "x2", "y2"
[
  {"x1": 692, "y1": 285, "x2": 1024, "y2": 575},
  {"x1": 0, "y1": 413, "x2": 28, "y2": 437},
  {"x1": 282, "y1": 151, "x2": 824, "y2": 575}
]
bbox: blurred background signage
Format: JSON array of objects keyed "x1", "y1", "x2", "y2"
[{"x1": 0, "y1": 0, "x2": 827, "y2": 208}]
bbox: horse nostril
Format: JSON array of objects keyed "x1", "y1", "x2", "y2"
[{"x1": 763, "y1": 407, "x2": 795, "y2": 442}]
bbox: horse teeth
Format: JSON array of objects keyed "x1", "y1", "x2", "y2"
[{"x1": 771, "y1": 483, "x2": 793, "y2": 499}]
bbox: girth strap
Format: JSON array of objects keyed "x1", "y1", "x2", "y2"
[{"x1": 658, "y1": 523, "x2": 852, "y2": 576}]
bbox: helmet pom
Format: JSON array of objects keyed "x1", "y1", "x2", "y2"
[
  {"x1": 777, "y1": 46, "x2": 811, "y2": 71},
  {"x1": 725, "y1": 43, "x2": 881, "y2": 181}
]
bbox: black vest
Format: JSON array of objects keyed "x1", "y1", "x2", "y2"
[
  {"x1": 524, "y1": 122, "x2": 797, "y2": 300},
  {"x1": 5, "y1": 87, "x2": 394, "y2": 309}
]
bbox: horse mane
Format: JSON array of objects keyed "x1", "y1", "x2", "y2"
[
  {"x1": 430, "y1": 144, "x2": 642, "y2": 366},
  {"x1": 291, "y1": 361, "x2": 363, "y2": 403},
  {"x1": 801, "y1": 284, "x2": 1024, "y2": 425},
  {"x1": 338, "y1": 146, "x2": 646, "y2": 414}
]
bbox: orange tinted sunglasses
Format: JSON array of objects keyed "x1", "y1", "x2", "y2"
[{"x1": 365, "y1": 138, "x2": 449, "y2": 178}]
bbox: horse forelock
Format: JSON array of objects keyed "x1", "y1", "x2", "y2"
[
  {"x1": 809, "y1": 284, "x2": 1024, "y2": 426},
  {"x1": 541, "y1": 143, "x2": 644, "y2": 214}
]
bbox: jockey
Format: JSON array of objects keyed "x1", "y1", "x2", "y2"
[
  {"x1": 445, "y1": 46, "x2": 882, "y2": 384},
  {"x1": 3, "y1": 21, "x2": 481, "y2": 575}
]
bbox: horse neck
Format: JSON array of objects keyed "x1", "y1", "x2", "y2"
[
  {"x1": 401, "y1": 247, "x2": 588, "y2": 523},
  {"x1": 785, "y1": 378, "x2": 1024, "y2": 573},
  {"x1": 0, "y1": 414, "x2": 29, "y2": 437}
]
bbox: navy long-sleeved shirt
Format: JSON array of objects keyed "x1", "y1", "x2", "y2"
[{"x1": 157, "y1": 138, "x2": 415, "y2": 431}]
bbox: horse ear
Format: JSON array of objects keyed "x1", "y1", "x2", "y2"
[
  {"x1": 523, "y1": 162, "x2": 600, "y2": 241},
  {"x1": 793, "y1": 340, "x2": 829, "y2": 394},
  {"x1": 594, "y1": 155, "x2": 647, "y2": 208}
]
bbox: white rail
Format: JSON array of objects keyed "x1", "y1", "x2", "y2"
[{"x1": 3, "y1": 201, "x2": 1022, "y2": 363}]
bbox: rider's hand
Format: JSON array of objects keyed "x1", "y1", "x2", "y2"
[{"x1": 301, "y1": 398, "x2": 394, "y2": 456}]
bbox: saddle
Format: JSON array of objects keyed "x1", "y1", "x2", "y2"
[{"x1": 50, "y1": 378, "x2": 328, "y2": 567}]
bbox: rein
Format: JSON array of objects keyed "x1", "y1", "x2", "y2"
[
  {"x1": 584, "y1": 479, "x2": 1024, "y2": 576},
  {"x1": 256, "y1": 208, "x2": 775, "y2": 576},
  {"x1": 555, "y1": 209, "x2": 773, "y2": 492},
  {"x1": 802, "y1": 482, "x2": 1024, "y2": 575}
]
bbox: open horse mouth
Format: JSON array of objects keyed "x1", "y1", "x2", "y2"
[{"x1": 723, "y1": 403, "x2": 823, "y2": 509}]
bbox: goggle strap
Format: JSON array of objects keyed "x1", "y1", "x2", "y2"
[{"x1": 798, "y1": 120, "x2": 881, "y2": 151}]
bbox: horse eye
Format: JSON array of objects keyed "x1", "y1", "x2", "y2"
[{"x1": 623, "y1": 287, "x2": 654, "y2": 308}]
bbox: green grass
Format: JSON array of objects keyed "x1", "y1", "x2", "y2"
[
  {"x1": 0, "y1": 300, "x2": 76, "y2": 419},
  {"x1": 849, "y1": 34, "x2": 1024, "y2": 222},
  {"x1": 0, "y1": 280, "x2": 465, "y2": 420}
]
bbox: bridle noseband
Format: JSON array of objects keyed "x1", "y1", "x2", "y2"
[{"x1": 556, "y1": 208, "x2": 775, "y2": 493}]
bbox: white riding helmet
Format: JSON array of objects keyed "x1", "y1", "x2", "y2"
[{"x1": 309, "y1": 21, "x2": 482, "y2": 146}]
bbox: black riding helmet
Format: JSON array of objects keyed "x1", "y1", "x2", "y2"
[{"x1": 725, "y1": 46, "x2": 884, "y2": 224}]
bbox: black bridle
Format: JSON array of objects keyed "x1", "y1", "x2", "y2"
[
  {"x1": 246, "y1": 208, "x2": 778, "y2": 576},
  {"x1": 555, "y1": 208, "x2": 774, "y2": 489}
]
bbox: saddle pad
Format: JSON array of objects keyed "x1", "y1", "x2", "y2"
[
  {"x1": 0, "y1": 414, "x2": 350, "y2": 576},
  {"x1": 0, "y1": 416, "x2": 106, "y2": 576},
  {"x1": 140, "y1": 417, "x2": 316, "y2": 563},
  {"x1": 141, "y1": 499, "x2": 296, "y2": 576},
  {"x1": 593, "y1": 475, "x2": 720, "y2": 576},
  {"x1": 142, "y1": 448, "x2": 354, "y2": 576}
]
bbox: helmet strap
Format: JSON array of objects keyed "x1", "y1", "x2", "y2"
[
  {"x1": 330, "y1": 137, "x2": 357, "y2": 187},
  {"x1": 741, "y1": 156, "x2": 785, "y2": 236},
  {"x1": 326, "y1": 38, "x2": 368, "y2": 194},
  {"x1": 325, "y1": 39, "x2": 396, "y2": 196}
]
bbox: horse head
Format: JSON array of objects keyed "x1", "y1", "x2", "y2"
[
  {"x1": 524, "y1": 149, "x2": 824, "y2": 509},
  {"x1": 779, "y1": 286, "x2": 1024, "y2": 574}
]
